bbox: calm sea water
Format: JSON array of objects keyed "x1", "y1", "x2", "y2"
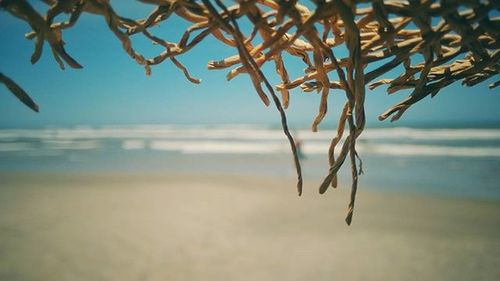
[{"x1": 1, "y1": 125, "x2": 499, "y2": 200}]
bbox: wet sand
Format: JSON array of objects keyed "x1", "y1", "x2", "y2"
[{"x1": 0, "y1": 172, "x2": 499, "y2": 281}]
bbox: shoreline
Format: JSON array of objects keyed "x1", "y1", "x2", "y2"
[{"x1": 2, "y1": 170, "x2": 499, "y2": 204}]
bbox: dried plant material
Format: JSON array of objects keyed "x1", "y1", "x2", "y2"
[
  {"x1": 1, "y1": 0, "x2": 498, "y2": 224},
  {"x1": 0, "y1": 72, "x2": 39, "y2": 112}
]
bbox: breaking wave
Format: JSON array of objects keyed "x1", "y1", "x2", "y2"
[{"x1": 1, "y1": 125, "x2": 499, "y2": 157}]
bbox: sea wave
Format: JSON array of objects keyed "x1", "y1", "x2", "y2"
[
  {"x1": 122, "y1": 140, "x2": 146, "y2": 150},
  {"x1": 0, "y1": 126, "x2": 499, "y2": 141},
  {"x1": 41, "y1": 139, "x2": 101, "y2": 150},
  {"x1": 1, "y1": 126, "x2": 499, "y2": 157},
  {"x1": 140, "y1": 140, "x2": 500, "y2": 157},
  {"x1": 149, "y1": 140, "x2": 287, "y2": 154}
]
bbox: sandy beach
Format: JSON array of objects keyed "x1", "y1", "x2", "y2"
[{"x1": 0, "y1": 172, "x2": 499, "y2": 281}]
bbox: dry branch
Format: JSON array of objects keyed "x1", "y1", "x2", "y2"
[{"x1": 0, "y1": 72, "x2": 39, "y2": 112}]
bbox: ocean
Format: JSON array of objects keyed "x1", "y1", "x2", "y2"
[{"x1": 1, "y1": 124, "x2": 499, "y2": 200}]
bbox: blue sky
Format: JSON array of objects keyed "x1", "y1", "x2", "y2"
[{"x1": 0, "y1": 2, "x2": 499, "y2": 128}]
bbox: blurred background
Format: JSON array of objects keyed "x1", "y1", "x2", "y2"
[{"x1": 1, "y1": 2, "x2": 500, "y2": 281}]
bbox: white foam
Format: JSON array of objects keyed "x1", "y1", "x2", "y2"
[
  {"x1": 122, "y1": 140, "x2": 146, "y2": 150},
  {"x1": 149, "y1": 140, "x2": 287, "y2": 154},
  {"x1": 360, "y1": 144, "x2": 500, "y2": 157},
  {"x1": 147, "y1": 140, "x2": 500, "y2": 157},
  {"x1": 1, "y1": 126, "x2": 499, "y2": 141},
  {"x1": 1, "y1": 126, "x2": 499, "y2": 157},
  {"x1": 359, "y1": 128, "x2": 500, "y2": 140},
  {"x1": 42, "y1": 140, "x2": 100, "y2": 150}
]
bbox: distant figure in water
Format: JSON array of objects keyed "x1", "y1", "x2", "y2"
[{"x1": 294, "y1": 133, "x2": 306, "y2": 160}]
